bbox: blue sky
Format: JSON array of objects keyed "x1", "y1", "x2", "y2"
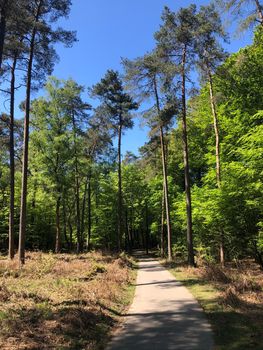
[{"x1": 9, "y1": 0, "x2": 254, "y2": 156}]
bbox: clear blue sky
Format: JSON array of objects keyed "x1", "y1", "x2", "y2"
[{"x1": 14, "y1": 0, "x2": 254, "y2": 155}]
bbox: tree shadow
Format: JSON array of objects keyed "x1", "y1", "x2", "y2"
[{"x1": 0, "y1": 304, "x2": 117, "y2": 349}]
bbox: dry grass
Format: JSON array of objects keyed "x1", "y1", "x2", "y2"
[
  {"x1": 198, "y1": 260, "x2": 263, "y2": 309},
  {"x1": 166, "y1": 259, "x2": 263, "y2": 350},
  {"x1": 0, "y1": 251, "x2": 136, "y2": 350}
]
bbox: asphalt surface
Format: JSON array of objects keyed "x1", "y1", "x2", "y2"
[{"x1": 106, "y1": 254, "x2": 214, "y2": 350}]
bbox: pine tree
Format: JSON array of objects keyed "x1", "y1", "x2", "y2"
[
  {"x1": 123, "y1": 52, "x2": 176, "y2": 261},
  {"x1": 18, "y1": 0, "x2": 76, "y2": 264},
  {"x1": 91, "y1": 70, "x2": 138, "y2": 251},
  {"x1": 155, "y1": 5, "x2": 198, "y2": 266}
]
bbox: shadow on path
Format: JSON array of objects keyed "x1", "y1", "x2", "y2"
[{"x1": 106, "y1": 252, "x2": 214, "y2": 350}]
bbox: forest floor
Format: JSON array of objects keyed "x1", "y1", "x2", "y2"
[
  {"x1": 0, "y1": 251, "x2": 136, "y2": 350},
  {"x1": 164, "y1": 259, "x2": 263, "y2": 350}
]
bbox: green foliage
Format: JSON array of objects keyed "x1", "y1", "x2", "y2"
[{"x1": 0, "y1": 3, "x2": 262, "y2": 267}]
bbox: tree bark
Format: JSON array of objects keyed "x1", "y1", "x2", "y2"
[
  {"x1": 145, "y1": 201, "x2": 149, "y2": 255},
  {"x1": 62, "y1": 195, "x2": 69, "y2": 250},
  {"x1": 18, "y1": 1, "x2": 42, "y2": 266},
  {"x1": 117, "y1": 122, "x2": 122, "y2": 251},
  {"x1": 8, "y1": 54, "x2": 17, "y2": 260},
  {"x1": 68, "y1": 211, "x2": 73, "y2": 252},
  {"x1": 55, "y1": 196, "x2": 61, "y2": 253},
  {"x1": 181, "y1": 45, "x2": 195, "y2": 267},
  {"x1": 72, "y1": 112, "x2": 81, "y2": 253},
  {"x1": 153, "y1": 76, "x2": 172, "y2": 261},
  {"x1": 208, "y1": 66, "x2": 225, "y2": 266},
  {"x1": 159, "y1": 126, "x2": 172, "y2": 261},
  {"x1": 87, "y1": 171, "x2": 92, "y2": 250},
  {"x1": 160, "y1": 181, "x2": 165, "y2": 258},
  {"x1": 208, "y1": 69, "x2": 221, "y2": 185},
  {"x1": 80, "y1": 173, "x2": 88, "y2": 247},
  {"x1": 125, "y1": 208, "x2": 132, "y2": 253}
]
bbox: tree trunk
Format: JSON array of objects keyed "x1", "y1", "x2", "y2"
[
  {"x1": 125, "y1": 208, "x2": 132, "y2": 253},
  {"x1": 117, "y1": 122, "x2": 122, "y2": 251},
  {"x1": 8, "y1": 54, "x2": 17, "y2": 260},
  {"x1": 62, "y1": 195, "x2": 69, "y2": 250},
  {"x1": 153, "y1": 76, "x2": 172, "y2": 261},
  {"x1": 81, "y1": 172, "x2": 89, "y2": 248},
  {"x1": 55, "y1": 196, "x2": 61, "y2": 253},
  {"x1": 208, "y1": 69, "x2": 221, "y2": 185},
  {"x1": 130, "y1": 208, "x2": 134, "y2": 248},
  {"x1": 72, "y1": 113, "x2": 81, "y2": 253},
  {"x1": 68, "y1": 211, "x2": 73, "y2": 252},
  {"x1": 160, "y1": 181, "x2": 165, "y2": 258},
  {"x1": 181, "y1": 45, "x2": 195, "y2": 267},
  {"x1": 208, "y1": 67, "x2": 225, "y2": 266},
  {"x1": 159, "y1": 126, "x2": 172, "y2": 261},
  {"x1": 87, "y1": 171, "x2": 92, "y2": 250},
  {"x1": 18, "y1": 2, "x2": 41, "y2": 266},
  {"x1": 145, "y1": 201, "x2": 149, "y2": 255}
]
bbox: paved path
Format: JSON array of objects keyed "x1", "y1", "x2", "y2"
[{"x1": 107, "y1": 255, "x2": 214, "y2": 350}]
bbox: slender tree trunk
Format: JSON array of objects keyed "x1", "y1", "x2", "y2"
[
  {"x1": 160, "y1": 126, "x2": 172, "y2": 261},
  {"x1": 55, "y1": 196, "x2": 61, "y2": 253},
  {"x1": 87, "y1": 171, "x2": 92, "y2": 250},
  {"x1": 160, "y1": 181, "x2": 165, "y2": 258},
  {"x1": 145, "y1": 201, "x2": 149, "y2": 255},
  {"x1": 181, "y1": 45, "x2": 195, "y2": 267},
  {"x1": 18, "y1": 3, "x2": 41, "y2": 266},
  {"x1": 153, "y1": 76, "x2": 172, "y2": 261},
  {"x1": 62, "y1": 195, "x2": 69, "y2": 250},
  {"x1": 117, "y1": 122, "x2": 123, "y2": 251},
  {"x1": 0, "y1": 2, "x2": 7, "y2": 71},
  {"x1": 72, "y1": 113, "x2": 81, "y2": 253},
  {"x1": 68, "y1": 211, "x2": 73, "y2": 251},
  {"x1": 81, "y1": 173, "x2": 88, "y2": 247},
  {"x1": 208, "y1": 67, "x2": 225, "y2": 266},
  {"x1": 208, "y1": 69, "x2": 221, "y2": 185},
  {"x1": 130, "y1": 208, "x2": 134, "y2": 248},
  {"x1": 8, "y1": 55, "x2": 17, "y2": 259},
  {"x1": 125, "y1": 208, "x2": 131, "y2": 253},
  {"x1": 254, "y1": 0, "x2": 263, "y2": 23},
  {"x1": 125, "y1": 208, "x2": 128, "y2": 251}
]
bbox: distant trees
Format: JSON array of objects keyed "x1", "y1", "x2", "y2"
[{"x1": 31, "y1": 77, "x2": 90, "y2": 253}]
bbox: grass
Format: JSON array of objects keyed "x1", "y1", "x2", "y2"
[
  {"x1": 164, "y1": 260, "x2": 263, "y2": 350},
  {"x1": 0, "y1": 251, "x2": 137, "y2": 350}
]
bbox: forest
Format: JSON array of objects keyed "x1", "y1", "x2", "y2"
[
  {"x1": 0, "y1": 1, "x2": 262, "y2": 349},
  {"x1": 0, "y1": 0, "x2": 262, "y2": 269}
]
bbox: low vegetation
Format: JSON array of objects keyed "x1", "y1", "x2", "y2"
[
  {"x1": 166, "y1": 260, "x2": 263, "y2": 350},
  {"x1": 0, "y1": 251, "x2": 136, "y2": 350}
]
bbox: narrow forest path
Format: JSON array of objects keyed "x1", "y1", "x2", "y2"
[{"x1": 106, "y1": 253, "x2": 214, "y2": 350}]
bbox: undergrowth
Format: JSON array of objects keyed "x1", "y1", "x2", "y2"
[
  {"x1": 165, "y1": 259, "x2": 263, "y2": 350},
  {"x1": 0, "y1": 251, "x2": 136, "y2": 350}
]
